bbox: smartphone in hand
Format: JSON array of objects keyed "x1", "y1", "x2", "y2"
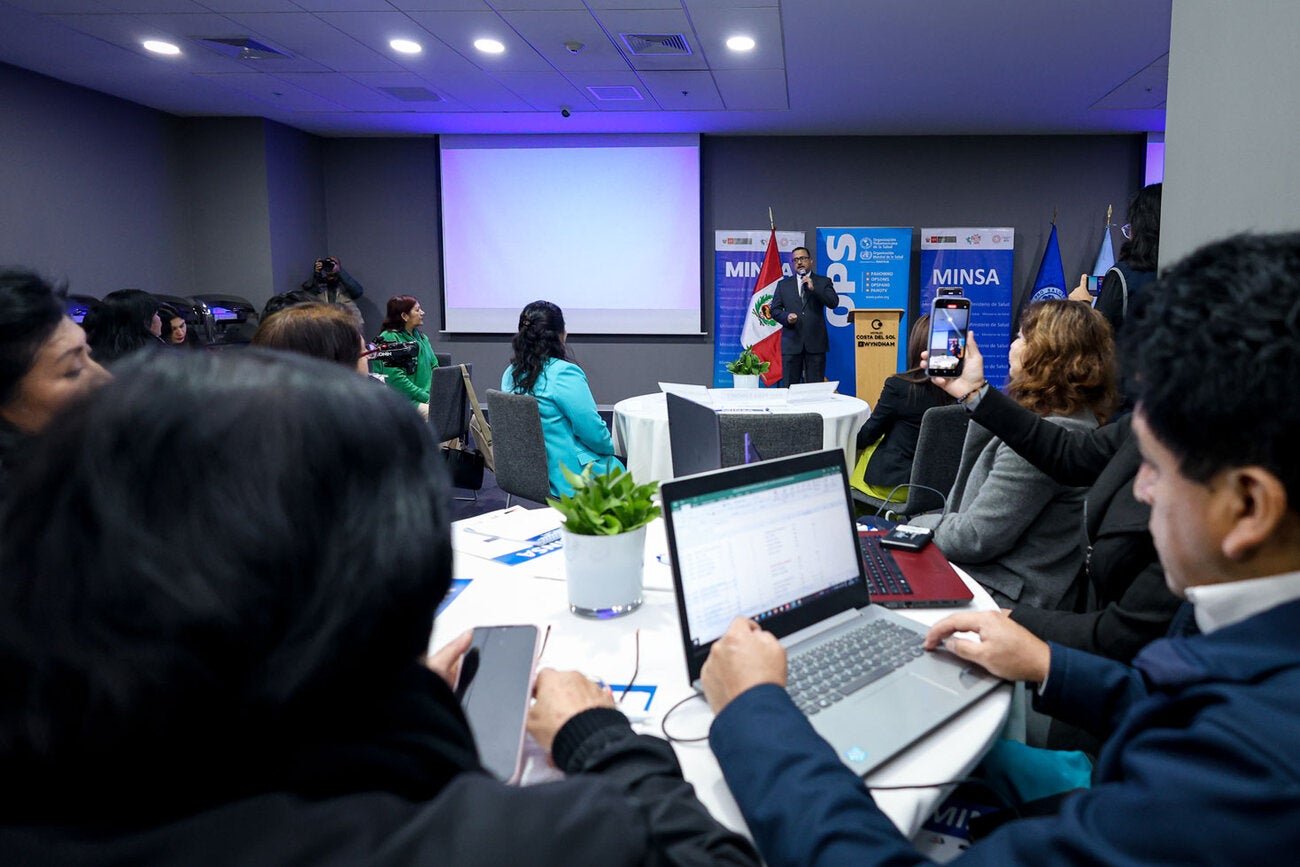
[
  {"x1": 926, "y1": 295, "x2": 972, "y2": 378},
  {"x1": 456, "y1": 624, "x2": 540, "y2": 784}
]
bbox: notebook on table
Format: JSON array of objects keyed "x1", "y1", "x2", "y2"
[{"x1": 659, "y1": 448, "x2": 1002, "y2": 776}]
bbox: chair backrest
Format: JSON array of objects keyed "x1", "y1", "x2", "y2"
[
  {"x1": 718, "y1": 412, "x2": 823, "y2": 467},
  {"x1": 484, "y1": 389, "x2": 551, "y2": 505},
  {"x1": 434, "y1": 352, "x2": 452, "y2": 368},
  {"x1": 898, "y1": 404, "x2": 970, "y2": 516},
  {"x1": 428, "y1": 363, "x2": 471, "y2": 444}
]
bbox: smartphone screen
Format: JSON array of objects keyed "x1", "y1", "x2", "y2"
[
  {"x1": 927, "y1": 297, "x2": 971, "y2": 377},
  {"x1": 456, "y1": 624, "x2": 540, "y2": 784},
  {"x1": 1087, "y1": 275, "x2": 1101, "y2": 296}
]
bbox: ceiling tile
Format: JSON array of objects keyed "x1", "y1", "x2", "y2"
[
  {"x1": 591, "y1": 8, "x2": 707, "y2": 71},
  {"x1": 499, "y1": 9, "x2": 629, "y2": 73},
  {"x1": 686, "y1": 4, "x2": 783, "y2": 70},
  {"x1": 567, "y1": 70, "x2": 659, "y2": 111},
  {"x1": 712, "y1": 67, "x2": 786, "y2": 110},
  {"x1": 196, "y1": 70, "x2": 348, "y2": 111},
  {"x1": 492, "y1": 69, "x2": 596, "y2": 112},
  {"x1": 317, "y1": 10, "x2": 482, "y2": 74},
  {"x1": 638, "y1": 70, "x2": 723, "y2": 110},
  {"x1": 404, "y1": 9, "x2": 552, "y2": 72},
  {"x1": 222, "y1": 11, "x2": 400, "y2": 73},
  {"x1": 427, "y1": 68, "x2": 535, "y2": 110}
]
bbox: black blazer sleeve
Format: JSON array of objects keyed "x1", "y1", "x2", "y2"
[
  {"x1": 812, "y1": 275, "x2": 839, "y2": 310},
  {"x1": 856, "y1": 376, "x2": 904, "y2": 449},
  {"x1": 969, "y1": 386, "x2": 1125, "y2": 486}
]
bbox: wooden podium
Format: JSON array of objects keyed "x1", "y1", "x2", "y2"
[{"x1": 850, "y1": 309, "x2": 904, "y2": 403}]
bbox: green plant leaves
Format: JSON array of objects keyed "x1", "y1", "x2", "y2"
[
  {"x1": 724, "y1": 346, "x2": 771, "y2": 375},
  {"x1": 548, "y1": 464, "x2": 662, "y2": 536}
]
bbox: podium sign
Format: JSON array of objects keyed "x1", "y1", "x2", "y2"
[{"x1": 851, "y1": 309, "x2": 904, "y2": 404}]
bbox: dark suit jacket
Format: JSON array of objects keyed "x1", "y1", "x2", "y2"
[
  {"x1": 768, "y1": 273, "x2": 838, "y2": 354},
  {"x1": 855, "y1": 375, "x2": 953, "y2": 488},
  {"x1": 970, "y1": 387, "x2": 1180, "y2": 661}
]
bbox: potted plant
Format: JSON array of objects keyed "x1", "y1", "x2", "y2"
[
  {"x1": 549, "y1": 463, "x2": 661, "y2": 618},
  {"x1": 725, "y1": 346, "x2": 770, "y2": 388}
]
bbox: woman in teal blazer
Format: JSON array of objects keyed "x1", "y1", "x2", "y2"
[{"x1": 501, "y1": 300, "x2": 622, "y2": 497}]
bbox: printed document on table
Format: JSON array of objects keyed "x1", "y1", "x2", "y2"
[{"x1": 452, "y1": 506, "x2": 564, "y2": 565}]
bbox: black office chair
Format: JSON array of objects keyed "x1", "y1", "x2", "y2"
[
  {"x1": 852, "y1": 404, "x2": 969, "y2": 518},
  {"x1": 484, "y1": 389, "x2": 551, "y2": 507},
  {"x1": 429, "y1": 364, "x2": 478, "y2": 499},
  {"x1": 719, "y1": 412, "x2": 823, "y2": 466}
]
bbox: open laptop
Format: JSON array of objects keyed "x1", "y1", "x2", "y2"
[
  {"x1": 660, "y1": 448, "x2": 1003, "y2": 776},
  {"x1": 667, "y1": 392, "x2": 722, "y2": 477},
  {"x1": 857, "y1": 530, "x2": 973, "y2": 608}
]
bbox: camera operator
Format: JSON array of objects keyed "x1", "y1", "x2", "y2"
[
  {"x1": 371, "y1": 295, "x2": 438, "y2": 419},
  {"x1": 302, "y1": 256, "x2": 364, "y2": 329}
]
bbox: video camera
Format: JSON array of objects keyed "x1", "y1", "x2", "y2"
[{"x1": 368, "y1": 340, "x2": 419, "y2": 375}]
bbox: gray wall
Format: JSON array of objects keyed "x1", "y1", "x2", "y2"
[
  {"x1": 0, "y1": 60, "x2": 1146, "y2": 404},
  {"x1": 1161, "y1": 0, "x2": 1300, "y2": 264},
  {"x1": 0, "y1": 63, "x2": 189, "y2": 295}
]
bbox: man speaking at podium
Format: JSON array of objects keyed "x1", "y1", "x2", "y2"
[{"x1": 769, "y1": 246, "x2": 839, "y2": 386}]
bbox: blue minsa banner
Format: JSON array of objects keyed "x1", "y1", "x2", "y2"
[
  {"x1": 817, "y1": 227, "x2": 913, "y2": 396},
  {"x1": 712, "y1": 230, "x2": 804, "y2": 387},
  {"x1": 920, "y1": 229, "x2": 1016, "y2": 389}
]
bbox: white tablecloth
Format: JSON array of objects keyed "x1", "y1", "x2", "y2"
[
  {"x1": 612, "y1": 391, "x2": 871, "y2": 484},
  {"x1": 436, "y1": 510, "x2": 1011, "y2": 841}
]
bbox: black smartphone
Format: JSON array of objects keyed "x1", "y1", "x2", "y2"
[
  {"x1": 455, "y1": 624, "x2": 540, "y2": 784},
  {"x1": 1087, "y1": 275, "x2": 1101, "y2": 296},
  {"x1": 926, "y1": 295, "x2": 972, "y2": 378}
]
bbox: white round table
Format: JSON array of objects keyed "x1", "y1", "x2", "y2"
[{"x1": 612, "y1": 390, "x2": 870, "y2": 483}]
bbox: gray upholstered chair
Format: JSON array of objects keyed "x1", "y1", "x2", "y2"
[
  {"x1": 484, "y1": 389, "x2": 551, "y2": 507},
  {"x1": 718, "y1": 412, "x2": 823, "y2": 467},
  {"x1": 428, "y1": 363, "x2": 471, "y2": 445},
  {"x1": 852, "y1": 404, "x2": 970, "y2": 519}
]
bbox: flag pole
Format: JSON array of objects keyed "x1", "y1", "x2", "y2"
[
  {"x1": 1106, "y1": 203, "x2": 1113, "y2": 227},
  {"x1": 768, "y1": 206, "x2": 775, "y2": 230}
]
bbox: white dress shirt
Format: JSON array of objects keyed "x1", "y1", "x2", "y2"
[{"x1": 1184, "y1": 569, "x2": 1300, "y2": 635}]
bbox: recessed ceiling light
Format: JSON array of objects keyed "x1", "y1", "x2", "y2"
[
  {"x1": 390, "y1": 38, "x2": 422, "y2": 55},
  {"x1": 474, "y1": 38, "x2": 505, "y2": 55},
  {"x1": 725, "y1": 35, "x2": 756, "y2": 52},
  {"x1": 142, "y1": 40, "x2": 181, "y2": 56}
]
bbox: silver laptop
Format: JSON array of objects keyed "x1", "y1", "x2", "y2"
[{"x1": 660, "y1": 448, "x2": 1003, "y2": 776}]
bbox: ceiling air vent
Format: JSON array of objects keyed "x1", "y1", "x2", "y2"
[
  {"x1": 379, "y1": 87, "x2": 443, "y2": 103},
  {"x1": 586, "y1": 85, "x2": 644, "y2": 102},
  {"x1": 197, "y1": 37, "x2": 292, "y2": 61},
  {"x1": 619, "y1": 33, "x2": 692, "y2": 56}
]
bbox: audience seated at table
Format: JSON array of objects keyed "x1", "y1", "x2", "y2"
[
  {"x1": 927, "y1": 333, "x2": 1178, "y2": 663},
  {"x1": 909, "y1": 300, "x2": 1116, "y2": 610},
  {"x1": 0, "y1": 270, "x2": 110, "y2": 499},
  {"x1": 251, "y1": 301, "x2": 370, "y2": 374},
  {"x1": 701, "y1": 231, "x2": 1300, "y2": 867},
  {"x1": 501, "y1": 300, "x2": 622, "y2": 497},
  {"x1": 852, "y1": 313, "x2": 955, "y2": 503},
  {"x1": 0, "y1": 349, "x2": 759, "y2": 865}
]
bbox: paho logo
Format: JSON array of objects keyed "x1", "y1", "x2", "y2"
[{"x1": 966, "y1": 234, "x2": 982, "y2": 245}]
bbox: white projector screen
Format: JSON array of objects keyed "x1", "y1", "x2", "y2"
[{"x1": 439, "y1": 134, "x2": 702, "y2": 334}]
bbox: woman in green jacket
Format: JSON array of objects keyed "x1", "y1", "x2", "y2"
[{"x1": 372, "y1": 296, "x2": 438, "y2": 413}]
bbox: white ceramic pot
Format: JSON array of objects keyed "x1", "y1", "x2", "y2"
[
  {"x1": 732, "y1": 373, "x2": 760, "y2": 388},
  {"x1": 563, "y1": 525, "x2": 646, "y2": 618}
]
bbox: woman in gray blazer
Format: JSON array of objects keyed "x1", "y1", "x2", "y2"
[{"x1": 910, "y1": 300, "x2": 1117, "y2": 609}]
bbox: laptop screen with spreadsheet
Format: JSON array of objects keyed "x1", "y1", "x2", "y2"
[{"x1": 661, "y1": 449, "x2": 873, "y2": 677}]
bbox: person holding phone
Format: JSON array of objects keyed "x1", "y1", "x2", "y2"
[
  {"x1": 907, "y1": 300, "x2": 1118, "y2": 610},
  {"x1": 769, "y1": 247, "x2": 840, "y2": 386},
  {"x1": 0, "y1": 350, "x2": 758, "y2": 865}
]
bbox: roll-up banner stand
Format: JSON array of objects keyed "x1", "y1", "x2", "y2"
[
  {"x1": 920, "y1": 229, "x2": 1015, "y2": 389},
  {"x1": 712, "y1": 230, "x2": 805, "y2": 388},
  {"x1": 816, "y1": 228, "x2": 912, "y2": 398}
]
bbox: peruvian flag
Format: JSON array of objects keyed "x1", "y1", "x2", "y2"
[{"x1": 740, "y1": 228, "x2": 785, "y2": 386}]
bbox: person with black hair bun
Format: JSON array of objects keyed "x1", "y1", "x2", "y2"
[
  {"x1": 501, "y1": 300, "x2": 623, "y2": 497},
  {"x1": 0, "y1": 349, "x2": 758, "y2": 865},
  {"x1": 82, "y1": 287, "x2": 165, "y2": 364},
  {"x1": 0, "y1": 270, "x2": 110, "y2": 495}
]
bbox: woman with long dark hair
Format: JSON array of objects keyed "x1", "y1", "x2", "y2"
[
  {"x1": 1088, "y1": 183, "x2": 1162, "y2": 336},
  {"x1": 82, "y1": 288, "x2": 164, "y2": 365},
  {"x1": 371, "y1": 295, "x2": 438, "y2": 412},
  {"x1": 909, "y1": 300, "x2": 1117, "y2": 610},
  {"x1": 501, "y1": 300, "x2": 622, "y2": 497},
  {"x1": 852, "y1": 314, "x2": 956, "y2": 503},
  {"x1": 0, "y1": 270, "x2": 110, "y2": 495}
]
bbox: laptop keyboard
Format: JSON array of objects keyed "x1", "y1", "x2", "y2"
[
  {"x1": 860, "y1": 535, "x2": 913, "y2": 596},
  {"x1": 786, "y1": 620, "x2": 926, "y2": 715}
]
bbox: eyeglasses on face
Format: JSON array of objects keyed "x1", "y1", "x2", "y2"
[{"x1": 792, "y1": 255, "x2": 811, "y2": 262}]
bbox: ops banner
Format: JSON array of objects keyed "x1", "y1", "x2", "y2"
[{"x1": 815, "y1": 227, "x2": 913, "y2": 397}]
